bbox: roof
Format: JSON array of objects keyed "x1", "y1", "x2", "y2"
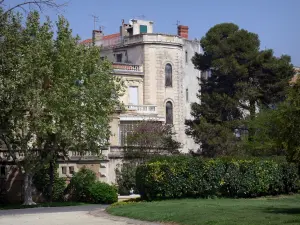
[
  {"x1": 80, "y1": 33, "x2": 120, "y2": 44},
  {"x1": 102, "y1": 33, "x2": 120, "y2": 40},
  {"x1": 80, "y1": 38, "x2": 92, "y2": 44}
]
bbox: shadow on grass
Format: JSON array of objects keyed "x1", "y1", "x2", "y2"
[{"x1": 265, "y1": 207, "x2": 300, "y2": 215}]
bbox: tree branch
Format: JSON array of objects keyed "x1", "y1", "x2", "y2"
[{"x1": 1, "y1": 0, "x2": 67, "y2": 18}]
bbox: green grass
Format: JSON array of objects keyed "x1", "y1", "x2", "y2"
[
  {"x1": 0, "y1": 202, "x2": 88, "y2": 210},
  {"x1": 107, "y1": 195, "x2": 300, "y2": 225}
]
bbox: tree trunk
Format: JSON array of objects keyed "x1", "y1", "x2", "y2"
[
  {"x1": 248, "y1": 100, "x2": 256, "y2": 141},
  {"x1": 48, "y1": 160, "x2": 54, "y2": 203},
  {"x1": 23, "y1": 172, "x2": 36, "y2": 205}
]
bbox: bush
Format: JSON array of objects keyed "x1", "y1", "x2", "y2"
[
  {"x1": 68, "y1": 167, "x2": 96, "y2": 202},
  {"x1": 115, "y1": 163, "x2": 138, "y2": 195},
  {"x1": 136, "y1": 156, "x2": 299, "y2": 200},
  {"x1": 88, "y1": 182, "x2": 118, "y2": 204},
  {"x1": 34, "y1": 164, "x2": 66, "y2": 202}
]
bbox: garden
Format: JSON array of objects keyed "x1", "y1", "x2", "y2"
[{"x1": 108, "y1": 156, "x2": 300, "y2": 225}]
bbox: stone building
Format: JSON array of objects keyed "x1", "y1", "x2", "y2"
[
  {"x1": 56, "y1": 19, "x2": 202, "y2": 184},
  {"x1": 0, "y1": 20, "x2": 201, "y2": 199}
]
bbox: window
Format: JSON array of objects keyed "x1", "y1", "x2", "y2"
[
  {"x1": 185, "y1": 51, "x2": 188, "y2": 63},
  {"x1": 116, "y1": 53, "x2": 122, "y2": 62},
  {"x1": 119, "y1": 122, "x2": 138, "y2": 146},
  {"x1": 186, "y1": 88, "x2": 189, "y2": 102},
  {"x1": 166, "y1": 101, "x2": 173, "y2": 124},
  {"x1": 62, "y1": 166, "x2": 67, "y2": 175},
  {"x1": 201, "y1": 70, "x2": 211, "y2": 80},
  {"x1": 128, "y1": 86, "x2": 138, "y2": 105},
  {"x1": 165, "y1": 63, "x2": 172, "y2": 87},
  {"x1": 69, "y1": 166, "x2": 75, "y2": 174},
  {"x1": 0, "y1": 166, "x2": 5, "y2": 176},
  {"x1": 140, "y1": 25, "x2": 147, "y2": 33}
]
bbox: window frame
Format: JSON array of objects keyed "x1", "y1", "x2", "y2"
[
  {"x1": 165, "y1": 63, "x2": 173, "y2": 87},
  {"x1": 185, "y1": 51, "x2": 188, "y2": 63},
  {"x1": 166, "y1": 101, "x2": 173, "y2": 124},
  {"x1": 61, "y1": 166, "x2": 67, "y2": 175}
]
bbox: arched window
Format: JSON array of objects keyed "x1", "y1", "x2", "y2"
[
  {"x1": 165, "y1": 63, "x2": 172, "y2": 87},
  {"x1": 166, "y1": 101, "x2": 173, "y2": 124}
]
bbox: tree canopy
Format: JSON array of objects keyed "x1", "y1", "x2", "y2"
[
  {"x1": 0, "y1": 10, "x2": 122, "y2": 204},
  {"x1": 186, "y1": 23, "x2": 294, "y2": 157}
]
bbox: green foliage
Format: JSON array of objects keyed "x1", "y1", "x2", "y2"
[
  {"x1": 68, "y1": 168, "x2": 96, "y2": 202},
  {"x1": 115, "y1": 162, "x2": 138, "y2": 195},
  {"x1": 33, "y1": 164, "x2": 66, "y2": 201},
  {"x1": 136, "y1": 156, "x2": 298, "y2": 200},
  {"x1": 0, "y1": 9, "x2": 122, "y2": 204},
  {"x1": 248, "y1": 82, "x2": 300, "y2": 162},
  {"x1": 88, "y1": 182, "x2": 118, "y2": 204},
  {"x1": 186, "y1": 23, "x2": 294, "y2": 156}
]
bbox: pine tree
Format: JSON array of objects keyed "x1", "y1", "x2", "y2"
[{"x1": 186, "y1": 23, "x2": 294, "y2": 156}]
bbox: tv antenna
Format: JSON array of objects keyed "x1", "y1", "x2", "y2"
[
  {"x1": 90, "y1": 14, "x2": 99, "y2": 30},
  {"x1": 174, "y1": 20, "x2": 181, "y2": 26},
  {"x1": 133, "y1": 15, "x2": 146, "y2": 20}
]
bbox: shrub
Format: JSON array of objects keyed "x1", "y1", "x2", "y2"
[
  {"x1": 136, "y1": 156, "x2": 299, "y2": 200},
  {"x1": 88, "y1": 182, "x2": 118, "y2": 204},
  {"x1": 115, "y1": 163, "x2": 138, "y2": 195},
  {"x1": 33, "y1": 164, "x2": 66, "y2": 202},
  {"x1": 68, "y1": 167, "x2": 96, "y2": 202}
]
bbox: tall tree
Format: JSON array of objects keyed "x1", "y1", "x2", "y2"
[
  {"x1": 186, "y1": 23, "x2": 294, "y2": 156},
  {"x1": 0, "y1": 11, "x2": 122, "y2": 205},
  {"x1": 248, "y1": 78, "x2": 300, "y2": 161}
]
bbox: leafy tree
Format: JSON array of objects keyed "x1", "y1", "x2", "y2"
[
  {"x1": 186, "y1": 23, "x2": 294, "y2": 156},
  {"x1": 124, "y1": 121, "x2": 181, "y2": 160},
  {"x1": 248, "y1": 80, "x2": 300, "y2": 162},
  {"x1": 0, "y1": 0, "x2": 65, "y2": 19},
  {"x1": 0, "y1": 11, "x2": 122, "y2": 204}
]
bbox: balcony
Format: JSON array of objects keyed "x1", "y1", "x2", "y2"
[
  {"x1": 125, "y1": 105, "x2": 157, "y2": 114},
  {"x1": 101, "y1": 34, "x2": 183, "y2": 49},
  {"x1": 112, "y1": 63, "x2": 143, "y2": 74}
]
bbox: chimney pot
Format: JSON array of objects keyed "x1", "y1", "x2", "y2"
[
  {"x1": 177, "y1": 25, "x2": 189, "y2": 39},
  {"x1": 92, "y1": 30, "x2": 103, "y2": 42}
]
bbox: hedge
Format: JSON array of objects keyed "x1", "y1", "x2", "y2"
[{"x1": 136, "y1": 156, "x2": 299, "y2": 200}]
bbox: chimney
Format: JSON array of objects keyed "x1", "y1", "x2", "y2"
[
  {"x1": 177, "y1": 25, "x2": 189, "y2": 39},
  {"x1": 92, "y1": 30, "x2": 103, "y2": 42}
]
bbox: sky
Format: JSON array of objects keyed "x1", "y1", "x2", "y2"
[{"x1": 8, "y1": 0, "x2": 300, "y2": 66}]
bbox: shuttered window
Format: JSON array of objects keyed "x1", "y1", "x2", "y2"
[{"x1": 140, "y1": 25, "x2": 147, "y2": 33}]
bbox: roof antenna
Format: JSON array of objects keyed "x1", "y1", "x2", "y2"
[{"x1": 90, "y1": 14, "x2": 99, "y2": 30}]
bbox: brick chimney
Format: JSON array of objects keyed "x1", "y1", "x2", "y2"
[
  {"x1": 92, "y1": 30, "x2": 103, "y2": 42},
  {"x1": 177, "y1": 25, "x2": 189, "y2": 39}
]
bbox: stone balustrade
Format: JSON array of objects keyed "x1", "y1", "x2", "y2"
[
  {"x1": 112, "y1": 63, "x2": 143, "y2": 73},
  {"x1": 125, "y1": 105, "x2": 157, "y2": 114}
]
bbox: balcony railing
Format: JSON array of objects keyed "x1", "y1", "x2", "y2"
[
  {"x1": 125, "y1": 105, "x2": 157, "y2": 114},
  {"x1": 112, "y1": 63, "x2": 143, "y2": 73}
]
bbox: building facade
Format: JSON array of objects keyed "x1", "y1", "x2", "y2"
[
  {"x1": 0, "y1": 20, "x2": 202, "y2": 199},
  {"x1": 92, "y1": 19, "x2": 201, "y2": 154}
]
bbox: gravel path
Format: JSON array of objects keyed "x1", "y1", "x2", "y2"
[{"x1": 0, "y1": 205, "x2": 161, "y2": 225}]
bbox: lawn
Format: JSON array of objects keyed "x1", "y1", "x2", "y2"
[
  {"x1": 107, "y1": 195, "x2": 300, "y2": 225},
  {"x1": 0, "y1": 202, "x2": 88, "y2": 210}
]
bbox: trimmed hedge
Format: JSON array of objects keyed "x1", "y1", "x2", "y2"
[{"x1": 136, "y1": 157, "x2": 299, "y2": 200}]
